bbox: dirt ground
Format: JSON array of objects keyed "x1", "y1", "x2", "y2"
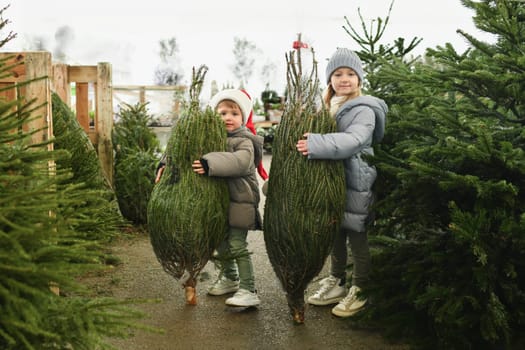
[{"x1": 87, "y1": 154, "x2": 408, "y2": 350}]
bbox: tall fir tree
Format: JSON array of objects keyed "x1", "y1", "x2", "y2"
[{"x1": 346, "y1": 1, "x2": 525, "y2": 349}]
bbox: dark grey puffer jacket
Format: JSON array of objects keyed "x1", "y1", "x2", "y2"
[
  {"x1": 306, "y1": 95, "x2": 388, "y2": 232},
  {"x1": 202, "y1": 127, "x2": 264, "y2": 230}
]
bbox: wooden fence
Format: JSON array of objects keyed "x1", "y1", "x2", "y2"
[{"x1": 1, "y1": 51, "x2": 188, "y2": 186}]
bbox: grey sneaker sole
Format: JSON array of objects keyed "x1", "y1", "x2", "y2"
[
  {"x1": 225, "y1": 298, "x2": 261, "y2": 307},
  {"x1": 207, "y1": 286, "x2": 239, "y2": 296},
  {"x1": 307, "y1": 295, "x2": 345, "y2": 306},
  {"x1": 331, "y1": 304, "x2": 366, "y2": 317}
]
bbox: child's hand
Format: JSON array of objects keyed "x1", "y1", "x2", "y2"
[
  {"x1": 296, "y1": 133, "x2": 309, "y2": 156},
  {"x1": 155, "y1": 166, "x2": 165, "y2": 183},
  {"x1": 192, "y1": 160, "x2": 205, "y2": 175}
]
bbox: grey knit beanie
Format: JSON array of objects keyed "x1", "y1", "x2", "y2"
[{"x1": 325, "y1": 48, "x2": 364, "y2": 84}]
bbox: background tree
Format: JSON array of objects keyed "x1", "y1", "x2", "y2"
[
  {"x1": 53, "y1": 25, "x2": 74, "y2": 63},
  {"x1": 154, "y1": 37, "x2": 183, "y2": 86},
  {"x1": 260, "y1": 59, "x2": 278, "y2": 92},
  {"x1": 230, "y1": 36, "x2": 258, "y2": 88},
  {"x1": 344, "y1": 1, "x2": 525, "y2": 349},
  {"x1": 113, "y1": 102, "x2": 160, "y2": 226}
]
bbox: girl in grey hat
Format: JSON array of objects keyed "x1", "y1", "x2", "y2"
[{"x1": 296, "y1": 48, "x2": 388, "y2": 318}]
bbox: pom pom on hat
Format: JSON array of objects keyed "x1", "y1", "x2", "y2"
[
  {"x1": 325, "y1": 48, "x2": 364, "y2": 84},
  {"x1": 209, "y1": 89, "x2": 253, "y2": 124}
]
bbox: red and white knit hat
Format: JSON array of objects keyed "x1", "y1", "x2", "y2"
[{"x1": 209, "y1": 89, "x2": 253, "y2": 124}]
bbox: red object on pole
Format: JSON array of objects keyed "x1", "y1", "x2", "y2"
[{"x1": 292, "y1": 40, "x2": 308, "y2": 49}]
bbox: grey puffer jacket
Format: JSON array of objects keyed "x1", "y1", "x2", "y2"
[
  {"x1": 202, "y1": 127, "x2": 264, "y2": 230},
  {"x1": 306, "y1": 95, "x2": 388, "y2": 232}
]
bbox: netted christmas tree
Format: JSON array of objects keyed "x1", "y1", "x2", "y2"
[
  {"x1": 147, "y1": 66, "x2": 229, "y2": 305},
  {"x1": 52, "y1": 92, "x2": 124, "y2": 242},
  {"x1": 263, "y1": 47, "x2": 346, "y2": 324},
  {"x1": 112, "y1": 102, "x2": 160, "y2": 226}
]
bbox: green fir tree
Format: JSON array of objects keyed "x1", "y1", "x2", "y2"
[
  {"x1": 0, "y1": 10, "x2": 150, "y2": 347},
  {"x1": 52, "y1": 92, "x2": 125, "y2": 242},
  {"x1": 112, "y1": 102, "x2": 160, "y2": 225},
  {"x1": 346, "y1": 1, "x2": 525, "y2": 349},
  {"x1": 0, "y1": 64, "x2": 147, "y2": 350}
]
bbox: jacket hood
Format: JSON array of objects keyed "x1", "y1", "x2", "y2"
[
  {"x1": 338, "y1": 95, "x2": 388, "y2": 143},
  {"x1": 229, "y1": 127, "x2": 265, "y2": 169}
]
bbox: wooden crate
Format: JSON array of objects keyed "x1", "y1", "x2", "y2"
[
  {"x1": 0, "y1": 52, "x2": 114, "y2": 185},
  {"x1": 0, "y1": 52, "x2": 53, "y2": 149}
]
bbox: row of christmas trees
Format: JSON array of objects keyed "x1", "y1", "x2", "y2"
[{"x1": 2, "y1": 0, "x2": 524, "y2": 348}]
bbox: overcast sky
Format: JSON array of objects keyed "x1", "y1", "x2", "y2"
[{"x1": 4, "y1": 0, "x2": 494, "y2": 102}]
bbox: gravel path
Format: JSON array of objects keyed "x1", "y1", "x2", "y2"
[{"x1": 87, "y1": 154, "x2": 407, "y2": 350}]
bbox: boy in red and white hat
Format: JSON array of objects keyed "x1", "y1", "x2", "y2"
[{"x1": 192, "y1": 88, "x2": 264, "y2": 307}]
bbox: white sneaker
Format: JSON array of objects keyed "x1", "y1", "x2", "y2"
[
  {"x1": 307, "y1": 275, "x2": 347, "y2": 306},
  {"x1": 225, "y1": 288, "x2": 261, "y2": 307},
  {"x1": 331, "y1": 285, "x2": 367, "y2": 317},
  {"x1": 207, "y1": 276, "x2": 239, "y2": 296}
]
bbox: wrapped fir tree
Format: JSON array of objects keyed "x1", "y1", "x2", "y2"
[
  {"x1": 147, "y1": 66, "x2": 229, "y2": 305},
  {"x1": 52, "y1": 92, "x2": 124, "y2": 242},
  {"x1": 264, "y1": 49, "x2": 346, "y2": 323}
]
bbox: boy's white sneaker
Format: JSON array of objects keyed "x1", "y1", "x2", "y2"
[
  {"x1": 207, "y1": 276, "x2": 239, "y2": 296},
  {"x1": 307, "y1": 275, "x2": 347, "y2": 306},
  {"x1": 225, "y1": 288, "x2": 261, "y2": 307},
  {"x1": 331, "y1": 285, "x2": 367, "y2": 317}
]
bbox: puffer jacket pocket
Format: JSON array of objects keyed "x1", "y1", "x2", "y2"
[
  {"x1": 345, "y1": 155, "x2": 377, "y2": 192},
  {"x1": 229, "y1": 202, "x2": 258, "y2": 230}
]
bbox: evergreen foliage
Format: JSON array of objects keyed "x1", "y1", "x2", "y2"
[
  {"x1": 112, "y1": 102, "x2": 160, "y2": 225},
  {"x1": 0, "y1": 60, "x2": 146, "y2": 349},
  {"x1": 51, "y1": 92, "x2": 124, "y2": 242},
  {"x1": 230, "y1": 37, "x2": 257, "y2": 88},
  {"x1": 345, "y1": 1, "x2": 525, "y2": 348},
  {"x1": 263, "y1": 49, "x2": 346, "y2": 323},
  {"x1": 147, "y1": 66, "x2": 229, "y2": 304}
]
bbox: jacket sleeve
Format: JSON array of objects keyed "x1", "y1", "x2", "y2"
[
  {"x1": 307, "y1": 105, "x2": 375, "y2": 160},
  {"x1": 156, "y1": 153, "x2": 167, "y2": 172},
  {"x1": 201, "y1": 138, "x2": 254, "y2": 177}
]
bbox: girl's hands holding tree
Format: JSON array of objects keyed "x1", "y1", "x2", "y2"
[{"x1": 296, "y1": 133, "x2": 310, "y2": 156}]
